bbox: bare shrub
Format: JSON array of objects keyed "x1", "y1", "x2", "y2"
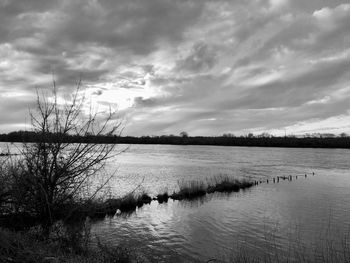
[{"x1": 8, "y1": 81, "x2": 122, "y2": 232}]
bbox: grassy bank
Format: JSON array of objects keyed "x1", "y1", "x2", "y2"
[
  {"x1": 1, "y1": 175, "x2": 254, "y2": 230},
  {"x1": 170, "y1": 180, "x2": 207, "y2": 200},
  {"x1": 207, "y1": 176, "x2": 253, "y2": 194},
  {"x1": 87, "y1": 176, "x2": 254, "y2": 217},
  {"x1": 0, "y1": 227, "x2": 134, "y2": 263},
  {"x1": 88, "y1": 177, "x2": 254, "y2": 217},
  {"x1": 48, "y1": 177, "x2": 255, "y2": 221}
]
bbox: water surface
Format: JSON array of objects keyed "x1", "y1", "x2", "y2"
[{"x1": 90, "y1": 145, "x2": 350, "y2": 262}]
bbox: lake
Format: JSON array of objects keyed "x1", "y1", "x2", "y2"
[{"x1": 88, "y1": 144, "x2": 350, "y2": 262}]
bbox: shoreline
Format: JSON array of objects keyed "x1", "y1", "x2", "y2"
[{"x1": 1, "y1": 132, "x2": 350, "y2": 149}]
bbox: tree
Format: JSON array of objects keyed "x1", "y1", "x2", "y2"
[
  {"x1": 340, "y1": 132, "x2": 348, "y2": 138},
  {"x1": 180, "y1": 131, "x2": 188, "y2": 138},
  {"x1": 10, "y1": 81, "x2": 122, "y2": 232},
  {"x1": 257, "y1": 132, "x2": 271, "y2": 138},
  {"x1": 247, "y1": 133, "x2": 254, "y2": 138}
]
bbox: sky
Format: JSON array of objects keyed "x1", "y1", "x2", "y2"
[{"x1": 0, "y1": 0, "x2": 350, "y2": 136}]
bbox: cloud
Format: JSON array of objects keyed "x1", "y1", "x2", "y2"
[
  {"x1": 92, "y1": 89, "x2": 103, "y2": 96},
  {"x1": 231, "y1": 57, "x2": 350, "y2": 109},
  {"x1": 133, "y1": 97, "x2": 159, "y2": 108},
  {"x1": 0, "y1": 0, "x2": 207, "y2": 88},
  {"x1": 45, "y1": 0, "x2": 206, "y2": 55},
  {"x1": 0, "y1": 95, "x2": 36, "y2": 130},
  {"x1": 0, "y1": 0, "x2": 349, "y2": 135},
  {"x1": 175, "y1": 42, "x2": 218, "y2": 73}
]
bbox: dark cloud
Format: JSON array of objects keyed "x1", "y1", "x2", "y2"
[
  {"x1": 45, "y1": 0, "x2": 206, "y2": 55},
  {"x1": 0, "y1": 0, "x2": 208, "y2": 93},
  {"x1": 92, "y1": 90, "x2": 103, "y2": 96},
  {"x1": 0, "y1": 0, "x2": 58, "y2": 44},
  {"x1": 229, "y1": 58, "x2": 350, "y2": 110},
  {"x1": 0, "y1": 95, "x2": 36, "y2": 125},
  {"x1": 175, "y1": 42, "x2": 217, "y2": 72},
  {"x1": 139, "y1": 73, "x2": 229, "y2": 110},
  {"x1": 133, "y1": 97, "x2": 159, "y2": 108}
]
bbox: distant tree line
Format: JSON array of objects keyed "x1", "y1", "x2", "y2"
[{"x1": 1, "y1": 130, "x2": 350, "y2": 149}]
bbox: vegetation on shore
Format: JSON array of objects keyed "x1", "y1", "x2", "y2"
[
  {"x1": 170, "y1": 176, "x2": 254, "y2": 201},
  {"x1": 1, "y1": 130, "x2": 350, "y2": 149},
  {"x1": 0, "y1": 84, "x2": 121, "y2": 230},
  {"x1": 76, "y1": 176, "x2": 254, "y2": 218},
  {"x1": 0, "y1": 81, "x2": 151, "y2": 263},
  {"x1": 207, "y1": 176, "x2": 253, "y2": 194},
  {"x1": 171, "y1": 180, "x2": 207, "y2": 200},
  {"x1": 1, "y1": 176, "x2": 255, "y2": 229},
  {"x1": 0, "y1": 227, "x2": 134, "y2": 263},
  {"x1": 156, "y1": 192, "x2": 169, "y2": 203},
  {"x1": 0, "y1": 82, "x2": 131, "y2": 263}
]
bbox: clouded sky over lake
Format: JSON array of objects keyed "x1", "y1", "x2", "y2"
[{"x1": 1, "y1": 0, "x2": 350, "y2": 136}]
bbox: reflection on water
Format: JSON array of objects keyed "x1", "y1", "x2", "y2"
[{"x1": 90, "y1": 145, "x2": 350, "y2": 262}]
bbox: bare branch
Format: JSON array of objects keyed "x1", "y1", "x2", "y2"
[{"x1": 12, "y1": 79, "x2": 123, "y2": 230}]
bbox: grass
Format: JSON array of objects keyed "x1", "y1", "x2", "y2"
[
  {"x1": 45, "y1": 192, "x2": 154, "y2": 222},
  {"x1": 118, "y1": 192, "x2": 152, "y2": 212},
  {"x1": 156, "y1": 192, "x2": 169, "y2": 203},
  {"x1": 207, "y1": 176, "x2": 254, "y2": 194},
  {"x1": 1, "y1": 176, "x2": 254, "y2": 227},
  {"x1": 85, "y1": 176, "x2": 254, "y2": 209},
  {"x1": 0, "y1": 227, "x2": 134, "y2": 263},
  {"x1": 170, "y1": 176, "x2": 254, "y2": 201},
  {"x1": 137, "y1": 193, "x2": 152, "y2": 207},
  {"x1": 170, "y1": 180, "x2": 207, "y2": 200},
  {"x1": 85, "y1": 192, "x2": 153, "y2": 218}
]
